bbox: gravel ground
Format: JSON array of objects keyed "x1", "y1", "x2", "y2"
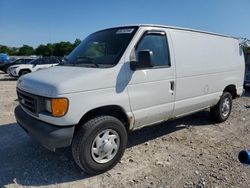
[{"x1": 0, "y1": 71, "x2": 250, "y2": 188}]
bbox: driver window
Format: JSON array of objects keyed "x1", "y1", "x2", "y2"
[{"x1": 136, "y1": 33, "x2": 170, "y2": 67}]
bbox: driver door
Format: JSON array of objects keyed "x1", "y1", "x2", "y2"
[{"x1": 128, "y1": 30, "x2": 176, "y2": 128}]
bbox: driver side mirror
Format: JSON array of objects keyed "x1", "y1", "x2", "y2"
[{"x1": 130, "y1": 50, "x2": 153, "y2": 71}]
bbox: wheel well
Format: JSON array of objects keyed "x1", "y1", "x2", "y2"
[
  {"x1": 76, "y1": 105, "x2": 130, "y2": 133},
  {"x1": 224, "y1": 85, "x2": 237, "y2": 99},
  {"x1": 19, "y1": 69, "x2": 31, "y2": 76}
]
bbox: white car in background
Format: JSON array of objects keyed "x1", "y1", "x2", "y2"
[{"x1": 8, "y1": 57, "x2": 61, "y2": 77}]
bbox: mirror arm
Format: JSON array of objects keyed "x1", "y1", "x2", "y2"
[{"x1": 130, "y1": 60, "x2": 137, "y2": 71}]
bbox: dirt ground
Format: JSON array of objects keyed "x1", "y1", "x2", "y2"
[{"x1": 0, "y1": 71, "x2": 250, "y2": 188}]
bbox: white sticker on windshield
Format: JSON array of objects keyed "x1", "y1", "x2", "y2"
[{"x1": 116, "y1": 28, "x2": 134, "y2": 34}]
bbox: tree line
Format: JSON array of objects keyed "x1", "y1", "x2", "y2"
[
  {"x1": 245, "y1": 47, "x2": 250, "y2": 53},
  {"x1": 241, "y1": 39, "x2": 250, "y2": 53},
  {"x1": 1, "y1": 39, "x2": 250, "y2": 57},
  {"x1": 0, "y1": 39, "x2": 81, "y2": 57}
]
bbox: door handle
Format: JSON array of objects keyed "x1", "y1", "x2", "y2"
[{"x1": 170, "y1": 81, "x2": 175, "y2": 95}]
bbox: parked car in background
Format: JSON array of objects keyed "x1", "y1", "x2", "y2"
[
  {"x1": 0, "y1": 53, "x2": 10, "y2": 72},
  {"x1": 244, "y1": 51, "x2": 250, "y2": 88},
  {"x1": 0, "y1": 58, "x2": 34, "y2": 73},
  {"x1": 9, "y1": 57, "x2": 61, "y2": 77},
  {"x1": 0, "y1": 53, "x2": 9, "y2": 63}
]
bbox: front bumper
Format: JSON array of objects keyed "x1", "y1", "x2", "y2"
[
  {"x1": 15, "y1": 105, "x2": 75, "y2": 151},
  {"x1": 9, "y1": 68, "x2": 18, "y2": 77}
]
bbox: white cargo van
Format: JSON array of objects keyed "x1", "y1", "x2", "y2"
[{"x1": 15, "y1": 25, "x2": 245, "y2": 174}]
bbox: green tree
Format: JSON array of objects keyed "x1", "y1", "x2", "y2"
[
  {"x1": 73, "y1": 39, "x2": 81, "y2": 48},
  {"x1": 242, "y1": 39, "x2": 250, "y2": 53},
  {"x1": 245, "y1": 47, "x2": 250, "y2": 53},
  {"x1": 35, "y1": 43, "x2": 54, "y2": 56},
  {"x1": 0, "y1": 45, "x2": 14, "y2": 55},
  {"x1": 1, "y1": 38, "x2": 81, "y2": 57},
  {"x1": 11, "y1": 47, "x2": 19, "y2": 55},
  {"x1": 53, "y1": 41, "x2": 74, "y2": 56},
  {"x1": 18, "y1": 45, "x2": 34, "y2": 56},
  {"x1": 45, "y1": 43, "x2": 54, "y2": 56},
  {"x1": 35, "y1": 44, "x2": 46, "y2": 56}
]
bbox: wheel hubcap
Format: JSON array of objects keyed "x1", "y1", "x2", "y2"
[
  {"x1": 221, "y1": 98, "x2": 230, "y2": 117},
  {"x1": 91, "y1": 129, "x2": 120, "y2": 164}
]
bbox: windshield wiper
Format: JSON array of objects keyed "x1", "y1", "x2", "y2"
[
  {"x1": 77, "y1": 56, "x2": 94, "y2": 61},
  {"x1": 76, "y1": 56, "x2": 99, "y2": 67}
]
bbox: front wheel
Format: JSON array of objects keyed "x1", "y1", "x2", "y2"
[
  {"x1": 210, "y1": 92, "x2": 232, "y2": 122},
  {"x1": 72, "y1": 116, "x2": 127, "y2": 175}
]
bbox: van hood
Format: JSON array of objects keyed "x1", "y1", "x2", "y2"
[{"x1": 17, "y1": 66, "x2": 122, "y2": 97}]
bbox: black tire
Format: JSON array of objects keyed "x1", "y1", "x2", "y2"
[
  {"x1": 72, "y1": 115, "x2": 127, "y2": 175},
  {"x1": 210, "y1": 92, "x2": 232, "y2": 122},
  {"x1": 19, "y1": 70, "x2": 31, "y2": 76}
]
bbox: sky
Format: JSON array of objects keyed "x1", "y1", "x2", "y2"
[{"x1": 0, "y1": 0, "x2": 250, "y2": 47}]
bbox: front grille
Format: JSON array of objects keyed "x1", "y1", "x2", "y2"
[{"x1": 17, "y1": 90, "x2": 37, "y2": 114}]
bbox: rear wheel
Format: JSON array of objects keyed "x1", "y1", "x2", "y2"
[
  {"x1": 72, "y1": 115, "x2": 127, "y2": 175},
  {"x1": 210, "y1": 92, "x2": 232, "y2": 122}
]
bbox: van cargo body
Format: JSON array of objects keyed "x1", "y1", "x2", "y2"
[{"x1": 14, "y1": 24, "x2": 245, "y2": 174}]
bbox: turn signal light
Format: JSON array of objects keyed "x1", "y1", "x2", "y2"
[{"x1": 51, "y1": 98, "x2": 68, "y2": 117}]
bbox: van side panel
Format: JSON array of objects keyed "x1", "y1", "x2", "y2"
[
  {"x1": 169, "y1": 29, "x2": 245, "y2": 116},
  {"x1": 125, "y1": 27, "x2": 176, "y2": 128}
]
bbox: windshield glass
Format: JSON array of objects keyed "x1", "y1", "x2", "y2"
[{"x1": 61, "y1": 26, "x2": 138, "y2": 68}]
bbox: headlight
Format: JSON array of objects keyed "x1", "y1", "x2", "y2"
[
  {"x1": 45, "y1": 99, "x2": 52, "y2": 112},
  {"x1": 45, "y1": 98, "x2": 68, "y2": 117}
]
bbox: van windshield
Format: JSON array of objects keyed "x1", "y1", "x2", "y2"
[{"x1": 61, "y1": 26, "x2": 138, "y2": 68}]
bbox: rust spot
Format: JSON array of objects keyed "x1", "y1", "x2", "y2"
[{"x1": 128, "y1": 115, "x2": 135, "y2": 131}]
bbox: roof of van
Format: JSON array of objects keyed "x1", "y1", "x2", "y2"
[{"x1": 118, "y1": 24, "x2": 240, "y2": 39}]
